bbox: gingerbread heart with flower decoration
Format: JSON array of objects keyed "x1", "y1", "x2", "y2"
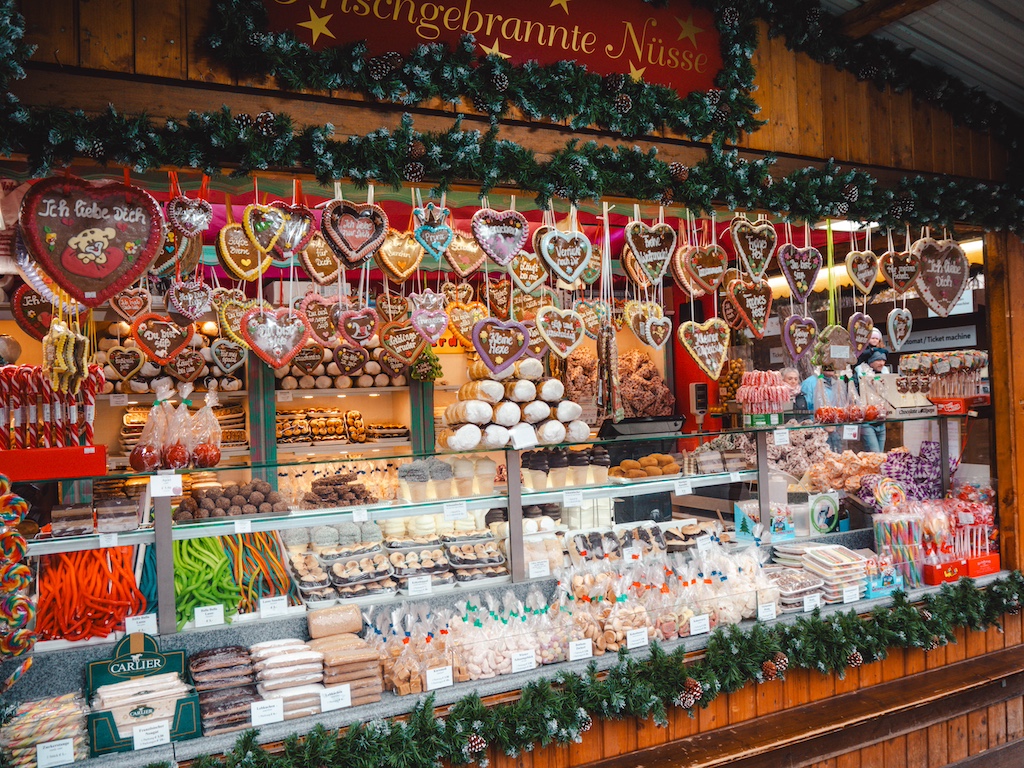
[
  {"x1": 380, "y1": 321, "x2": 428, "y2": 364},
  {"x1": 374, "y1": 292, "x2": 409, "y2": 323},
  {"x1": 472, "y1": 208, "x2": 528, "y2": 266},
  {"x1": 321, "y1": 199, "x2": 389, "y2": 264},
  {"x1": 211, "y1": 338, "x2": 247, "y2": 374},
  {"x1": 846, "y1": 250, "x2": 879, "y2": 294},
  {"x1": 887, "y1": 307, "x2": 913, "y2": 352},
  {"x1": 624, "y1": 221, "x2": 676, "y2": 283},
  {"x1": 485, "y1": 277, "x2": 513, "y2": 320},
  {"x1": 411, "y1": 306, "x2": 449, "y2": 344},
  {"x1": 447, "y1": 301, "x2": 488, "y2": 346},
  {"x1": 848, "y1": 311, "x2": 874, "y2": 356},
  {"x1": 678, "y1": 318, "x2": 731, "y2": 380},
  {"x1": 165, "y1": 347, "x2": 205, "y2": 383},
  {"x1": 540, "y1": 227, "x2": 592, "y2": 284},
  {"x1": 509, "y1": 250, "x2": 548, "y2": 295},
  {"x1": 879, "y1": 249, "x2": 920, "y2": 295},
  {"x1": 109, "y1": 286, "x2": 151, "y2": 324},
  {"x1": 777, "y1": 244, "x2": 822, "y2": 303},
  {"x1": 334, "y1": 344, "x2": 369, "y2": 376},
  {"x1": 299, "y1": 292, "x2": 338, "y2": 345},
  {"x1": 130, "y1": 314, "x2": 194, "y2": 365},
  {"x1": 536, "y1": 306, "x2": 585, "y2": 359},
  {"x1": 512, "y1": 288, "x2": 558, "y2": 322},
  {"x1": 444, "y1": 231, "x2": 485, "y2": 278},
  {"x1": 727, "y1": 278, "x2": 773, "y2": 338},
  {"x1": 240, "y1": 307, "x2": 311, "y2": 368},
  {"x1": 682, "y1": 245, "x2": 727, "y2": 294},
  {"x1": 375, "y1": 230, "x2": 423, "y2": 283},
  {"x1": 19, "y1": 177, "x2": 164, "y2": 307},
  {"x1": 911, "y1": 237, "x2": 969, "y2": 317},
  {"x1": 783, "y1": 315, "x2": 817, "y2": 361},
  {"x1": 473, "y1": 318, "x2": 529, "y2": 374},
  {"x1": 168, "y1": 279, "x2": 213, "y2": 322},
  {"x1": 729, "y1": 217, "x2": 777, "y2": 283},
  {"x1": 292, "y1": 344, "x2": 325, "y2": 376},
  {"x1": 574, "y1": 299, "x2": 609, "y2": 340},
  {"x1": 166, "y1": 196, "x2": 213, "y2": 239},
  {"x1": 522, "y1": 320, "x2": 548, "y2": 358},
  {"x1": 218, "y1": 297, "x2": 269, "y2": 348}
]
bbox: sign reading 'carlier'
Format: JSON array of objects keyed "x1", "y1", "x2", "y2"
[{"x1": 265, "y1": 0, "x2": 722, "y2": 93}]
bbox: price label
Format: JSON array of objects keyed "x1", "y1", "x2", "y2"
[
  {"x1": 406, "y1": 575, "x2": 432, "y2": 596},
  {"x1": 276, "y1": 390, "x2": 293, "y2": 403},
  {"x1": 843, "y1": 425, "x2": 859, "y2": 441},
  {"x1": 132, "y1": 720, "x2": 170, "y2": 751},
  {"x1": 250, "y1": 699, "x2": 284, "y2": 726},
  {"x1": 626, "y1": 628, "x2": 649, "y2": 649},
  {"x1": 125, "y1": 614, "x2": 158, "y2": 635},
  {"x1": 831, "y1": 345, "x2": 850, "y2": 360},
  {"x1": 443, "y1": 501, "x2": 468, "y2": 521},
  {"x1": 689, "y1": 614, "x2": 711, "y2": 636},
  {"x1": 510, "y1": 428, "x2": 538, "y2": 450},
  {"x1": 97, "y1": 533, "x2": 118, "y2": 548},
  {"x1": 511, "y1": 650, "x2": 537, "y2": 673},
  {"x1": 568, "y1": 639, "x2": 593, "y2": 661},
  {"x1": 194, "y1": 604, "x2": 225, "y2": 628},
  {"x1": 730, "y1": 471, "x2": 742, "y2": 482},
  {"x1": 36, "y1": 739, "x2": 75, "y2": 768},
  {"x1": 350, "y1": 508, "x2": 369, "y2": 523},
  {"x1": 622, "y1": 546, "x2": 642, "y2": 561},
  {"x1": 757, "y1": 603, "x2": 777, "y2": 622},
  {"x1": 528, "y1": 559, "x2": 551, "y2": 579},
  {"x1": 425, "y1": 665, "x2": 454, "y2": 691},
  {"x1": 803, "y1": 593, "x2": 821, "y2": 612},
  {"x1": 234, "y1": 519, "x2": 252, "y2": 534},
  {"x1": 674, "y1": 478, "x2": 693, "y2": 496},
  {"x1": 842, "y1": 586, "x2": 860, "y2": 605},
  {"x1": 109, "y1": 394, "x2": 129, "y2": 406},
  {"x1": 260, "y1": 596, "x2": 289, "y2": 618},
  {"x1": 695, "y1": 535, "x2": 712, "y2": 553},
  {"x1": 149, "y1": 474, "x2": 182, "y2": 498},
  {"x1": 320, "y1": 685, "x2": 352, "y2": 712},
  {"x1": 773, "y1": 429, "x2": 790, "y2": 446},
  {"x1": 563, "y1": 489, "x2": 584, "y2": 507}
]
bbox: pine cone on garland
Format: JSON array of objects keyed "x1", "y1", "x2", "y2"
[
  {"x1": 408, "y1": 140, "x2": 426, "y2": 160},
  {"x1": 613, "y1": 93, "x2": 633, "y2": 115},
  {"x1": 254, "y1": 111, "x2": 276, "y2": 137},
  {"x1": 233, "y1": 113, "x2": 254, "y2": 134},
  {"x1": 720, "y1": 7, "x2": 740, "y2": 27},
  {"x1": 683, "y1": 677, "x2": 704, "y2": 701},
  {"x1": 472, "y1": 93, "x2": 494, "y2": 114},
  {"x1": 660, "y1": 187, "x2": 675, "y2": 205},
  {"x1": 833, "y1": 202, "x2": 850, "y2": 217},
  {"x1": 925, "y1": 635, "x2": 941, "y2": 652},
  {"x1": 466, "y1": 734, "x2": 487, "y2": 754},
  {"x1": 772, "y1": 651, "x2": 789, "y2": 673},
  {"x1": 552, "y1": 184, "x2": 570, "y2": 200},
  {"x1": 568, "y1": 156, "x2": 587, "y2": 176},
  {"x1": 843, "y1": 183, "x2": 860, "y2": 203},
  {"x1": 858, "y1": 65, "x2": 880, "y2": 81},
  {"x1": 404, "y1": 162, "x2": 425, "y2": 183},
  {"x1": 761, "y1": 173, "x2": 774, "y2": 189},
  {"x1": 84, "y1": 139, "x2": 105, "y2": 159},
  {"x1": 604, "y1": 72, "x2": 626, "y2": 93},
  {"x1": 491, "y1": 71, "x2": 509, "y2": 93},
  {"x1": 1010, "y1": 601, "x2": 1021, "y2": 616},
  {"x1": 919, "y1": 609, "x2": 933, "y2": 622},
  {"x1": 806, "y1": 7, "x2": 822, "y2": 25},
  {"x1": 673, "y1": 691, "x2": 697, "y2": 709},
  {"x1": 706, "y1": 89, "x2": 722, "y2": 107},
  {"x1": 579, "y1": 713, "x2": 593, "y2": 732},
  {"x1": 669, "y1": 162, "x2": 690, "y2": 182},
  {"x1": 847, "y1": 649, "x2": 864, "y2": 668},
  {"x1": 367, "y1": 51, "x2": 403, "y2": 81},
  {"x1": 760, "y1": 660, "x2": 778, "y2": 681}
]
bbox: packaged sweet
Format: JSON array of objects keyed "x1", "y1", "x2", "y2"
[
  {"x1": 191, "y1": 386, "x2": 223, "y2": 468},
  {"x1": 128, "y1": 379, "x2": 173, "y2": 472},
  {"x1": 162, "y1": 382, "x2": 195, "y2": 470}
]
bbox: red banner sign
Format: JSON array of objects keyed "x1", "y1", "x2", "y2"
[{"x1": 265, "y1": 0, "x2": 722, "y2": 95}]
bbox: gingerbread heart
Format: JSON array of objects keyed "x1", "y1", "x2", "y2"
[
  {"x1": 472, "y1": 208, "x2": 529, "y2": 266},
  {"x1": 211, "y1": 338, "x2": 246, "y2": 374},
  {"x1": 411, "y1": 308, "x2": 449, "y2": 344},
  {"x1": 130, "y1": 314, "x2": 194, "y2": 365},
  {"x1": 20, "y1": 177, "x2": 164, "y2": 307},
  {"x1": 165, "y1": 347, "x2": 205, "y2": 383},
  {"x1": 812, "y1": 325, "x2": 852, "y2": 368},
  {"x1": 270, "y1": 201, "x2": 315, "y2": 257},
  {"x1": 509, "y1": 249, "x2": 548, "y2": 295},
  {"x1": 540, "y1": 228, "x2": 592, "y2": 284},
  {"x1": 12, "y1": 284, "x2": 50, "y2": 341},
  {"x1": 444, "y1": 231, "x2": 485, "y2": 278},
  {"x1": 575, "y1": 299, "x2": 609, "y2": 340},
  {"x1": 624, "y1": 221, "x2": 676, "y2": 284},
  {"x1": 512, "y1": 288, "x2": 558, "y2": 322},
  {"x1": 167, "y1": 279, "x2": 213, "y2": 322},
  {"x1": 218, "y1": 297, "x2": 269, "y2": 348},
  {"x1": 677, "y1": 318, "x2": 730, "y2": 380},
  {"x1": 292, "y1": 344, "x2": 326, "y2": 375},
  {"x1": 682, "y1": 244, "x2": 728, "y2": 294},
  {"x1": 380, "y1": 321, "x2": 428, "y2": 364},
  {"x1": 879, "y1": 249, "x2": 920, "y2": 296},
  {"x1": 783, "y1": 315, "x2": 817, "y2": 361},
  {"x1": 338, "y1": 307, "x2": 379, "y2": 347},
  {"x1": 109, "y1": 286, "x2": 152, "y2": 324},
  {"x1": 727, "y1": 278, "x2": 772, "y2": 338},
  {"x1": 218, "y1": 222, "x2": 272, "y2": 281},
  {"x1": 621, "y1": 245, "x2": 652, "y2": 290},
  {"x1": 299, "y1": 231, "x2": 343, "y2": 285},
  {"x1": 721, "y1": 296, "x2": 744, "y2": 330},
  {"x1": 912, "y1": 238, "x2": 969, "y2": 318},
  {"x1": 321, "y1": 199, "x2": 389, "y2": 264},
  {"x1": 242, "y1": 203, "x2": 286, "y2": 255},
  {"x1": 845, "y1": 250, "x2": 879, "y2": 294},
  {"x1": 374, "y1": 293, "x2": 409, "y2": 323},
  {"x1": 441, "y1": 281, "x2": 473, "y2": 306},
  {"x1": 848, "y1": 311, "x2": 874, "y2": 356},
  {"x1": 375, "y1": 230, "x2": 423, "y2": 283},
  {"x1": 299, "y1": 292, "x2": 338, "y2": 346},
  {"x1": 887, "y1": 307, "x2": 913, "y2": 352},
  {"x1": 777, "y1": 244, "x2": 822, "y2": 304},
  {"x1": 581, "y1": 246, "x2": 602, "y2": 286},
  {"x1": 413, "y1": 202, "x2": 454, "y2": 262},
  {"x1": 240, "y1": 307, "x2": 311, "y2": 368},
  {"x1": 107, "y1": 344, "x2": 146, "y2": 380},
  {"x1": 377, "y1": 350, "x2": 407, "y2": 377},
  {"x1": 644, "y1": 316, "x2": 673, "y2": 349},
  {"x1": 485, "y1": 277, "x2": 513, "y2": 320},
  {"x1": 166, "y1": 196, "x2": 213, "y2": 239},
  {"x1": 521, "y1": 320, "x2": 548, "y2": 359},
  {"x1": 536, "y1": 306, "x2": 585, "y2": 358},
  {"x1": 472, "y1": 318, "x2": 528, "y2": 374},
  {"x1": 447, "y1": 301, "x2": 488, "y2": 346},
  {"x1": 334, "y1": 344, "x2": 369, "y2": 376},
  {"x1": 729, "y1": 218, "x2": 777, "y2": 283}
]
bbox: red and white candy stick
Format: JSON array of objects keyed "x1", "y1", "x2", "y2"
[
  {"x1": 0, "y1": 368, "x2": 9, "y2": 450},
  {"x1": 81, "y1": 365, "x2": 104, "y2": 447},
  {"x1": 39, "y1": 374, "x2": 53, "y2": 449},
  {"x1": 5, "y1": 368, "x2": 24, "y2": 451},
  {"x1": 65, "y1": 390, "x2": 80, "y2": 447},
  {"x1": 19, "y1": 367, "x2": 39, "y2": 449}
]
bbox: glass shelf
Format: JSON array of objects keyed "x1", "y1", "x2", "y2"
[
  {"x1": 26, "y1": 528, "x2": 155, "y2": 556},
  {"x1": 520, "y1": 469, "x2": 758, "y2": 505}
]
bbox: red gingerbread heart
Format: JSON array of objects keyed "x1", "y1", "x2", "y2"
[{"x1": 130, "y1": 314, "x2": 194, "y2": 365}]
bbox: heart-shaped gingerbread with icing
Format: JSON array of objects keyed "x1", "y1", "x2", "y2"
[
  {"x1": 472, "y1": 208, "x2": 529, "y2": 266},
  {"x1": 168, "y1": 279, "x2": 212, "y2": 322},
  {"x1": 413, "y1": 202, "x2": 454, "y2": 262},
  {"x1": 447, "y1": 301, "x2": 488, "y2": 346},
  {"x1": 848, "y1": 311, "x2": 875, "y2": 356},
  {"x1": 334, "y1": 344, "x2": 369, "y2": 376},
  {"x1": 721, "y1": 296, "x2": 744, "y2": 330},
  {"x1": 130, "y1": 314, "x2": 194, "y2": 365},
  {"x1": 240, "y1": 307, "x2": 311, "y2": 368},
  {"x1": 218, "y1": 222, "x2": 272, "y2": 282},
  {"x1": 485, "y1": 277, "x2": 513, "y2": 320},
  {"x1": 472, "y1": 318, "x2": 529, "y2": 374},
  {"x1": 683, "y1": 245, "x2": 728, "y2": 294},
  {"x1": 299, "y1": 231, "x2": 343, "y2": 285},
  {"x1": 338, "y1": 307, "x2": 379, "y2": 347},
  {"x1": 729, "y1": 217, "x2": 777, "y2": 283},
  {"x1": 411, "y1": 308, "x2": 449, "y2": 344},
  {"x1": 211, "y1": 338, "x2": 247, "y2": 374},
  {"x1": 521, "y1": 320, "x2": 548, "y2": 359},
  {"x1": 540, "y1": 228, "x2": 592, "y2": 284},
  {"x1": 441, "y1": 281, "x2": 474, "y2": 307},
  {"x1": 624, "y1": 221, "x2": 676, "y2": 284},
  {"x1": 509, "y1": 250, "x2": 548, "y2": 295},
  {"x1": 242, "y1": 203, "x2": 286, "y2": 255},
  {"x1": 109, "y1": 286, "x2": 152, "y2": 324},
  {"x1": 879, "y1": 249, "x2": 920, "y2": 295},
  {"x1": 777, "y1": 244, "x2": 822, "y2": 304},
  {"x1": 321, "y1": 199, "x2": 389, "y2": 264},
  {"x1": 846, "y1": 250, "x2": 879, "y2": 294},
  {"x1": 12, "y1": 285, "x2": 50, "y2": 341},
  {"x1": 574, "y1": 299, "x2": 609, "y2": 340},
  {"x1": 911, "y1": 237, "x2": 969, "y2": 317},
  {"x1": 165, "y1": 347, "x2": 205, "y2": 383},
  {"x1": 107, "y1": 344, "x2": 146, "y2": 380},
  {"x1": 299, "y1": 292, "x2": 338, "y2": 346},
  {"x1": 536, "y1": 306, "x2": 585, "y2": 358},
  {"x1": 292, "y1": 344, "x2": 326, "y2": 375},
  {"x1": 783, "y1": 315, "x2": 817, "y2": 361},
  {"x1": 375, "y1": 230, "x2": 423, "y2": 283},
  {"x1": 677, "y1": 318, "x2": 731, "y2": 379},
  {"x1": 887, "y1": 307, "x2": 913, "y2": 352},
  {"x1": 166, "y1": 196, "x2": 213, "y2": 239},
  {"x1": 512, "y1": 288, "x2": 557, "y2": 323},
  {"x1": 270, "y1": 201, "x2": 315, "y2": 257},
  {"x1": 374, "y1": 292, "x2": 409, "y2": 323},
  {"x1": 380, "y1": 321, "x2": 428, "y2": 364},
  {"x1": 727, "y1": 278, "x2": 773, "y2": 338},
  {"x1": 444, "y1": 231, "x2": 485, "y2": 278},
  {"x1": 645, "y1": 316, "x2": 673, "y2": 349}
]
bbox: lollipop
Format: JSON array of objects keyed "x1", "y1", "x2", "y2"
[
  {"x1": 0, "y1": 593, "x2": 35, "y2": 630},
  {"x1": 0, "y1": 530, "x2": 28, "y2": 563}
]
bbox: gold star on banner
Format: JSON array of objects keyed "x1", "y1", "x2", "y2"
[
  {"x1": 629, "y1": 61, "x2": 647, "y2": 82},
  {"x1": 298, "y1": 6, "x2": 335, "y2": 45},
  {"x1": 550, "y1": 0, "x2": 571, "y2": 13},
  {"x1": 479, "y1": 38, "x2": 511, "y2": 59},
  {"x1": 675, "y1": 14, "x2": 703, "y2": 46}
]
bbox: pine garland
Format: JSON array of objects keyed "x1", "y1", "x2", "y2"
[{"x1": 131, "y1": 573, "x2": 1023, "y2": 768}]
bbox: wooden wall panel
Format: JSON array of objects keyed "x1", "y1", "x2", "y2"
[
  {"x1": 134, "y1": 0, "x2": 186, "y2": 78},
  {"x1": 821, "y1": 65, "x2": 850, "y2": 162},
  {"x1": 21, "y1": 0, "x2": 78, "y2": 67},
  {"x1": 78, "y1": 0, "x2": 133, "y2": 72},
  {"x1": 890, "y1": 90, "x2": 915, "y2": 169},
  {"x1": 183, "y1": 0, "x2": 233, "y2": 84}
]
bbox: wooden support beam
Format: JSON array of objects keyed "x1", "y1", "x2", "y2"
[{"x1": 841, "y1": 0, "x2": 941, "y2": 39}]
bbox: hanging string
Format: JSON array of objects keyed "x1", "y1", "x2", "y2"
[{"x1": 826, "y1": 219, "x2": 836, "y2": 328}]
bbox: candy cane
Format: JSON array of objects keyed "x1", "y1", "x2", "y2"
[
  {"x1": 5, "y1": 368, "x2": 23, "y2": 451},
  {"x1": 65, "y1": 390, "x2": 80, "y2": 447},
  {"x1": 50, "y1": 384, "x2": 65, "y2": 448},
  {"x1": 0, "y1": 368, "x2": 9, "y2": 450},
  {"x1": 40, "y1": 374, "x2": 54, "y2": 448},
  {"x1": 81, "y1": 364, "x2": 104, "y2": 447},
  {"x1": 19, "y1": 367, "x2": 39, "y2": 449}
]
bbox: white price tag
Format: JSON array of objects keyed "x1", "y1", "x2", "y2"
[
  {"x1": 528, "y1": 559, "x2": 551, "y2": 579},
  {"x1": 695, "y1": 535, "x2": 712, "y2": 553},
  {"x1": 831, "y1": 345, "x2": 850, "y2": 360},
  {"x1": 260, "y1": 596, "x2": 289, "y2": 618},
  {"x1": 842, "y1": 586, "x2": 859, "y2": 604},
  {"x1": 674, "y1": 478, "x2": 693, "y2": 496},
  {"x1": 626, "y1": 628, "x2": 649, "y2": 649},
  {"x1": 843, "y1": 425, "x2": 859, "y2": 441},
  {"x1": 757, "y1": 603, "x2": 777, "y2": 622},
  {"x1": 425, "y1": 665, "x2": 454, "y2": 691},
  {"x1": 350, "y1": 508, "x2": 369, "y2": 523},
  {"x1": 320, "y1": 685, "x2": 352, "y2": 712},
  {"x1": 443, "y1": 501, "x2": 468, "y2": 521},
  {"x1": 511, "y1": 650, "x2": 537, "y2": 673},
  {"x1": 803, "y1": 593, "x2": 821, "y2": 612},
  {"x1": 150, "y1": 474, "x2": 182, "y2": 498},
  {"x1": 109, "y1": 394, "x2": 129, "y2": 406},
  {"x1": 250, "y1": 699, "x2": 284, "y2": 726},
  {"x1": 234, "y1": 519, "x2": 252, "y2": 534},
  {"x1": 563, "y1": 489, "x2": 584, "y2": 507},
  {"x1": 957, "y1": 511, "x2": 975, "y2": 525},
  {"x1": 689, "y1": 614, "x2": 711, "y2": 636},
  {"x1": 773, "y1": 429, "x2": 790, "y2": 446},
  {"x1": 125, "y1": 614, "x2": 158, "y2": 635},
  {"x1": 194, "y1": 604, "x2": 225, "y2": 628},
  {"x1": 97, "y1": 533, "x2": 118, "y2": 548},
  {"x1": 132, "y1": 720, "x2": 170, "y2": 751},
  {"x1": 730, "y1": 471, "x2": 742, "y2": 482},
  {"x1": 406, "y1": 575, "x2": 432, "y2": 596},
  {"x1": 568, "y1": 639, "x2": 593, "y2": 661},
  {"x1": 510, "y1": 428, "x2": 538, "y2": 450},
  {"x1": 276, "y1": 390, "x2": 293, "y2": 403},
  {"x1": 36, "y1": 738, "x2": 75, "y2": 768},
  {"x1": 622, "y1": 546, "x2": 642, "y2": 561}
]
